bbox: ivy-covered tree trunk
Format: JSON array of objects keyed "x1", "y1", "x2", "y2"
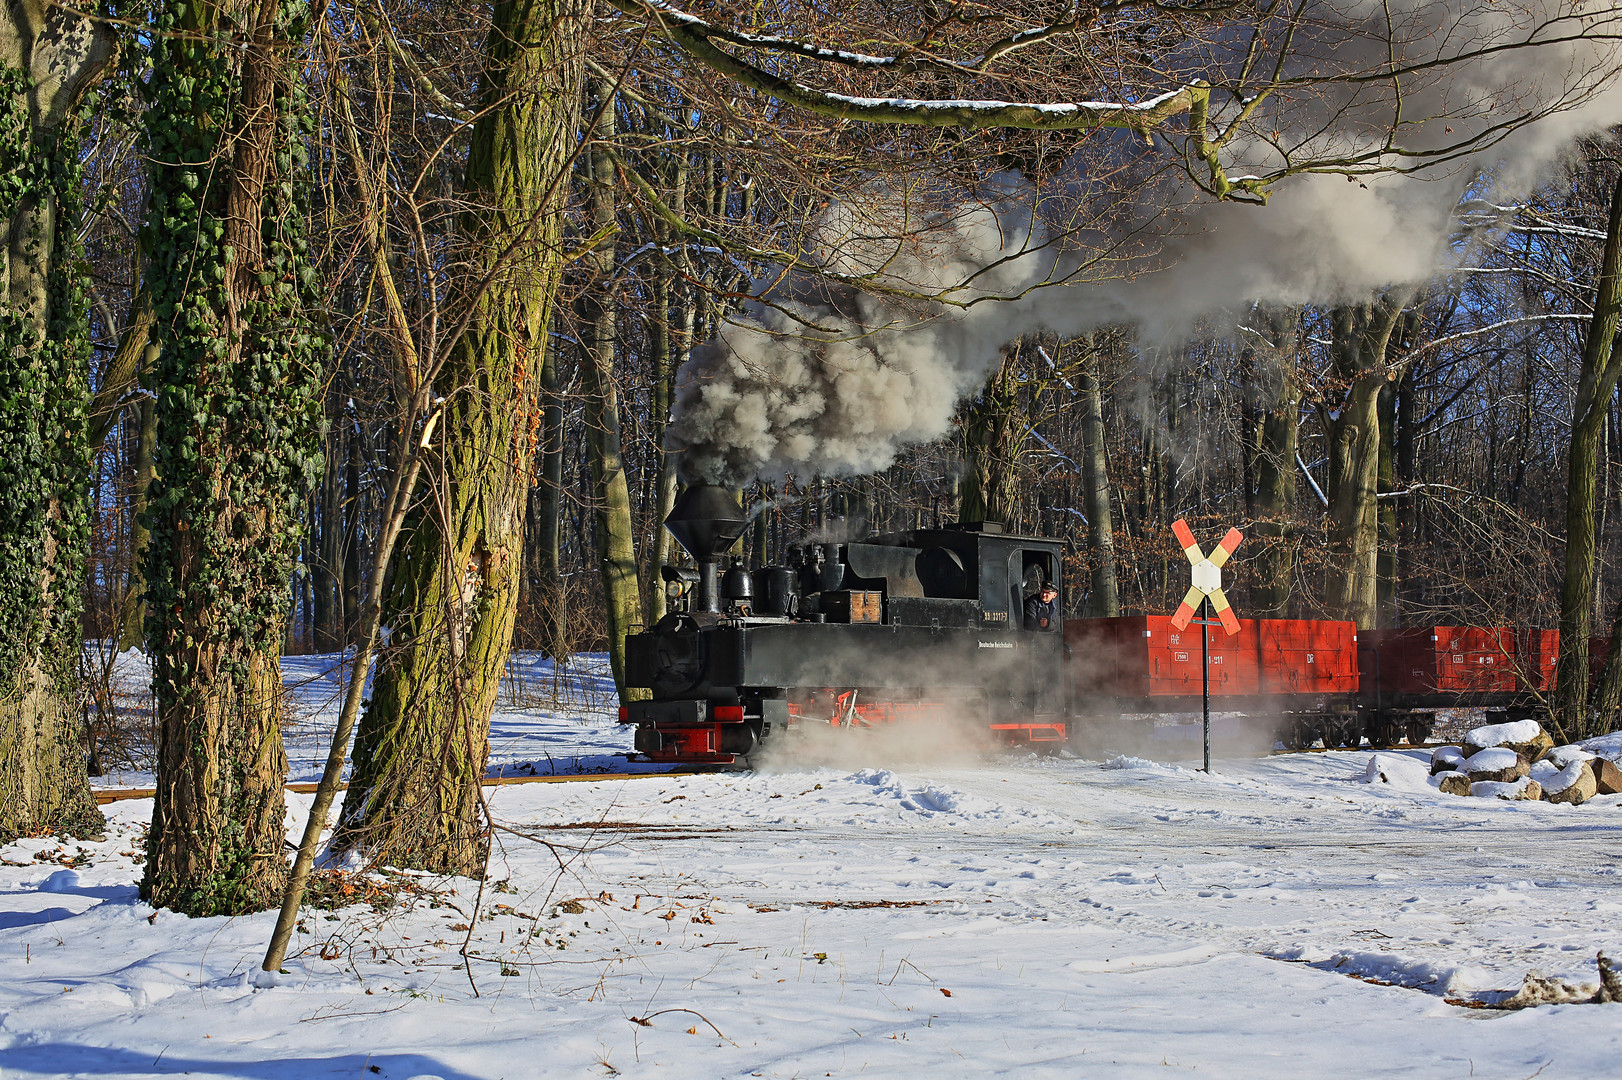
[
  {"x1": 0, "y1": 5, "x2": 114, "y2": 843},
  {"x1": 335, "y1": 0, "x2": 586, "y2": 875},
  {"x1": 140, "y1": 0, "x2": 324, "y2": 915}
]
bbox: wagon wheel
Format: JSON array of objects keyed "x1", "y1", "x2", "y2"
[
  {"x1": 1384, "y1": 716, "x2": 1403, "y2": 748},
  {"x1": 1405, "y1": 718, "x2": 1431, "y2": 746}
]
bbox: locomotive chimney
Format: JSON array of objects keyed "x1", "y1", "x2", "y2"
[{"x1": 664, "y1": 483, "x2": 749, "y2": 613}]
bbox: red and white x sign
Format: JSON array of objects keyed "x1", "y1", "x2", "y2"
[{"x1": 1169, "y1": 519, "x2": 1243, "y2": 635}]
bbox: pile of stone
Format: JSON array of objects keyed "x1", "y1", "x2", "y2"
[{"x1": 1429, "y1": 718, "x2": 1622, "y2": 805}]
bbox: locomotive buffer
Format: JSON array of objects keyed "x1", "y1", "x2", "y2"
[{"x1": 1168, "y1": 519, "x2": 1243, "y2": 773}]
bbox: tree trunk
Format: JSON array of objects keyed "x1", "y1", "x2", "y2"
[
  {"x1": 960, "y1": 346, "x2": 1022, "y2": 527},
  {"x1": 646, "y1": 147, "x2": 691, "y2": 622},
  {"x1": 313, "y1": 406, "x2": 342, "y2": 652},
  {"x1": 141, "y1": 0, "x2": 323, "y2": 914},
  {"x1": 1078, "y1": 342, "x2": 1118, "y2": 616},
  {"x1": 1322, "y1": 297, "x2": 1407, "y2": 629},
  {"x1": 577, "y1": 77, "x2": 645, "y2": 700},
  {"x1": 86, "y1": 287, "x2": 154, "y2": 454},
  {"x1": 1241, "y1": 306, "x2": 1301, "y2": 617},
  {"x1": 335, "y1": 0, "x2": 586, "y2": 874},
  {"x1": 532, "y1": 336, "x2": 569, "y2": 659},
  {"x1": 1376, "y1": 378, "x2": 1399, "y2": 627},
  {"x1": 0, "y1": 4, "x2": 115, "y2": 844},
  {"x1": 342, "y1": 421, "x2": 363, "y2": 643},
  {"x1": 116, "y1": 396, "x2": 157, "y2": 651},
  {"x1": 1555, "y1": 170, "x2": 1622, "y2": 739}
]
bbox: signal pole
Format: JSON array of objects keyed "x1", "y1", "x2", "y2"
[{"x1": 1170, "y1": 519, "x2": 1243, "y2": 773}]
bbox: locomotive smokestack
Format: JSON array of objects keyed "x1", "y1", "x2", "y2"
[{"x1": 664, "y1": 484, "x2": 749, "y2": 613}]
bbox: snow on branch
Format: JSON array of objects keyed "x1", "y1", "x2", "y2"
[
  {"x1": 606, "y1": 0, "x2": 1210, "y2": 133},
  {"x1": 1400, "y1": 313, "x2": 1590, "y2": 360},
  {"x1": 619, "y1": 0, "x2": 1083, "y2": 75}
]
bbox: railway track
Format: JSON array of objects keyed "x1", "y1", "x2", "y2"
[
  {"x1": 91, "y1": 769, "x2": 700, "y2": 805},
  {"x1": 90, "y1": 741, "x2": 1435, "y2": 805},
  {"x1": 1268, "y1": 742, "x2": 1436, "y2": 755}
]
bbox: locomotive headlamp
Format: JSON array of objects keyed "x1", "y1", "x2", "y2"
[{"x1": 660, "y1": 565, "x2": 698, "y2": 606}]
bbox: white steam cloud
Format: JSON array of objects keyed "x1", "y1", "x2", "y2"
[{"x1": 669, "y1": 0, "x2": 1622, "y2": 485}]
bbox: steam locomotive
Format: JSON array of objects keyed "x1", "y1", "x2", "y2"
[{"x1": 620, "y1": 485, "x2": 1558, "y2": 765}]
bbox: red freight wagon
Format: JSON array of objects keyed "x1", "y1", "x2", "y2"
[
  {"x1": 1065, "y1": 615, "x2": 1272, "y2": 702},
  {"x1": 1358, "y1": 626, "x2": 1516, "y2": 698},
  {"x1": 1519, "y1": 631, "x2": 1611, "y2": 690},
  {"x1": 1257, "y1": 619, "x2": 1358, "y2": 695}
]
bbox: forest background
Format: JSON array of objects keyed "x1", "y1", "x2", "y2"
[{"x1": 6, "y1": 0, "x2": 1622, "y2": 928}]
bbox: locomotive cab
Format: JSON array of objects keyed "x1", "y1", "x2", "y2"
[{"x1": 621, "y1": 484, "x2": 1067, "y2": 764}]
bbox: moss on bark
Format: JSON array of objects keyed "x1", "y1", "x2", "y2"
[{"x1": 336, "y1": 0, "x2": 587, "y2": 876}]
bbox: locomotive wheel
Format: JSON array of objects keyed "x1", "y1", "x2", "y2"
[{"x1": 1405, "y1": 719, "x2": 1431, "y2": 746}]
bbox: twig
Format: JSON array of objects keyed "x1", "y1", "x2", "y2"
[{"x1": 626, "y1": 1008, "x2": 731, "y2": 1041}]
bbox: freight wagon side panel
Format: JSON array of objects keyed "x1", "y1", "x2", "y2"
[
  {"x1": 1259, "y1": 619, "x2": 1358, "y2": 694},
  {"x1": 1358, "y1": 628, "x2": 1437, "y2": 696},
  {"x1": 1067, "y1": 615, "x2": 1262, "y2": 698},
  {"x1": 1433, "y1": 626, "x2": 1516, "y2": 692},
  {"x1": 1147, "y1": 617, "x2": 1261, "y2": 695}
]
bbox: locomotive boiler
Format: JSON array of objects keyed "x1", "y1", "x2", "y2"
[{"x1": 621, "y1": 484, "x2": 1068, "y2": 764}]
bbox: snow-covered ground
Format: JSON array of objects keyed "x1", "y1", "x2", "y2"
[{"x1": 5, "y1": 654, "x2": 1622, "y2": 1078}]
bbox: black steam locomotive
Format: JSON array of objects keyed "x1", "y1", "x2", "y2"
[{"x1": 621, "y1": 484, "x2": 1067, "y2": 764}]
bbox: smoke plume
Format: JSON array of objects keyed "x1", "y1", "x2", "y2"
[{"x1": 668, "y1": 0, "x2": 1622, "y2": 486}]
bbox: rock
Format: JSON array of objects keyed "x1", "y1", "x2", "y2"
[
  {"x1": 1547, "y1": 744, "x2": 1596, "y2": 769},
  {"x1": 1464, "y1": 719, "x2": 1553, "y2": 762},
  {"x1": 1591, "y1": 756, "x2": 1622, "y2": 796},
  {"x1": 1430, "y1": 746, "x2": 1466, "y2": 775},
  {"x1": 1462, "y1": 746, "x2": 1529, "y2": 784},
  {"x1": 1471, "y1": 777, "x2": 1542, "y2": 800},
  {"x1": 1436, "y1": 771, "x2": 1473, "y2": 797},
  {"x1": 1363, "y1": 753, "x2": 1430, "y2": 788},
  {"x1": 1543, "y1": 760, "x2": 1597, "y2": 805}
]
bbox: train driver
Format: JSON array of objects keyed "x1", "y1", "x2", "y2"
[{"x1": 1024, "y1": 581, "x2": 1060, "y2": 631}]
